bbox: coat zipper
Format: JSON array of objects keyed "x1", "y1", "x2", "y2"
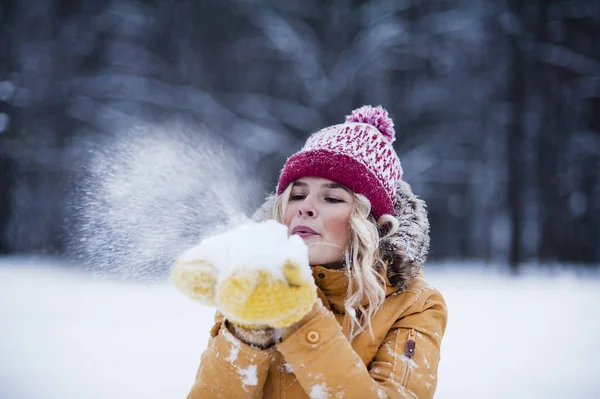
[{"x1": 401, "y1": 329, "x2": 417, "y2": 387}]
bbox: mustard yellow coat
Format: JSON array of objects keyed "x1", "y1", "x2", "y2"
[
  {"x1": 186, "y1": 180, "x2": 446, "y2": 397},
  {"x1": 186, "y1": 264, "x2": 447, "y2": 399}
]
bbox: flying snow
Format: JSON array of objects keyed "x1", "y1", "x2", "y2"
[{"x1": 67, "y1": 122, "x2": 262, "y2": 281}]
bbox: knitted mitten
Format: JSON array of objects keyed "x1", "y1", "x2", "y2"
[
  {"x1": 171, "y1": 256, "x2": 217, "y2": 306},
  {"x1": 171, "y1": 220, "x2": 317, "y2": 329}
]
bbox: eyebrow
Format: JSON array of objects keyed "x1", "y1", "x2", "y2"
[{"x1": 292, "y1": 181, "x2": 350, "y2": 192}]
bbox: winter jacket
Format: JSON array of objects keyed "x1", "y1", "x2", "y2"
[{"x1": 186, "y1": 181, "x2": 447, "y2": 398}]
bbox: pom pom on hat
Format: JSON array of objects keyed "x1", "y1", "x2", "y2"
[{"x1": 345, "y1": 105, "x2": 395, "y2": 143}]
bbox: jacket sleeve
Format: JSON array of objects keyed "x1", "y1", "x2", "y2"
[
  {"x1": 276, "y1": 287, "x2": 447, "y2": 399},
  {"x1": 186, "y1": 313, "x2": 276, "y2": 399}
]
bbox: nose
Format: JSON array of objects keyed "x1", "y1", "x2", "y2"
[{"x1": 298, "y1": 198, "x2": 318, "y2": 218}]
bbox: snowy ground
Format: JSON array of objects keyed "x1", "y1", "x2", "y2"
[{"x1": 1, "y1": 257, "x2": 599, "y2": 399}]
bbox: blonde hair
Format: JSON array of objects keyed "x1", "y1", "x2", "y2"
[{"x1": 267, "y1": 184, "x2": 399, "y2": 341}]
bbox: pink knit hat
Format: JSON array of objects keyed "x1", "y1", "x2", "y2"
[{"x1": 277, "y1": 105, "x2": 403, "y2": 219}]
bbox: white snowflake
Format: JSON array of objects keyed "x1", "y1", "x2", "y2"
[{"x1": 309, "y1": 384, "x2": 328, "y2": 399}]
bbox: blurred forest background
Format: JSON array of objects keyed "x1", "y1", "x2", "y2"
[{"x1": 0, "y1": 0, "x2": 598, "y2": 271}]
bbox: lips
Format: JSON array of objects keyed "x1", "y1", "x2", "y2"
[{"x1": 292, "y1": 225, "x2": 319, "y2": 237}]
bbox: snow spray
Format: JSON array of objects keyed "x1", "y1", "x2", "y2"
[{"x1": 67, "y1": 122, "x2": 263, "y2": 281}]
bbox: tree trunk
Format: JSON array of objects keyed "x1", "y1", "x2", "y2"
[
  {"x1": 506, "y1": 0, "x2": 527, "y2": 273},
  {"x1": 0, "y1": 0, "x2": 15, "y2": 254}
]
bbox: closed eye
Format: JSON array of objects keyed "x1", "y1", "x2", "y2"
[
  {"x1": 290, "y1": 195, "x2": 306, "y2": 201},
  {"x1": 325, "y1": 197, "x2": 344, "y2": 204}
]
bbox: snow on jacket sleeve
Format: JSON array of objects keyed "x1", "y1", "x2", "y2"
[
  {"x1": 186, "y1": 312, "x2": 276, "y2": 399},
  {"x1": 276, "y1": 287, "x2": 447, "y2": 399}
]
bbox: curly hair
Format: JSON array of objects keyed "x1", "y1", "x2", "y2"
[{"x1": 265, "y1": 184, "x2": 399, "y2": 341}]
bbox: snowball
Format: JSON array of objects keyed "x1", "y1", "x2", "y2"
[{"x1": 183, "y1": 220, "x2": 310, "y2": 283}]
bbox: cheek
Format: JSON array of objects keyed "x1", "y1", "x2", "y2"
[
  {"x1": 324, "y1": 211, "x2": 352, "y2": 246},
  {"x1": 283, "y1": 203, "x2": 295, "y2": 226}
]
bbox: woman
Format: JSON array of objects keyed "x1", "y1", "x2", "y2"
[{"x1": 174, "y1": 105, "x2": 447, "y2": 398}]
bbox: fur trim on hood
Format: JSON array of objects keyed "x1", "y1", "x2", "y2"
[
  {"x1": 251, "y1": 180, "x2": 430, "y2": 290},
  {"x1": 380, "y1": 180, "x2": 430, "y2": 290}
]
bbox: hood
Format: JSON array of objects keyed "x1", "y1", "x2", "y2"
[{"x1": 251, "y1": 180, "x2": 430, "y2": 291}]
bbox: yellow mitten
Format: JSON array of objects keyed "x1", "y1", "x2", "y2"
[
  {"x1": 171, "y1": 234, "x2": 224, "y2": 305},
  {"x1": 216, "y1": 259, "x2": 316, "y2": 328},
  {"x1": 171, "y1": 220, "x2": 317, "y2": 329},
  {"x1": 171, "y1": 257, "x2": 218, "y2": 305}
]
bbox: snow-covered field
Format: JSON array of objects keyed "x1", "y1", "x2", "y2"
[{"x1": 1, "y1": 257, "x2": 599, "y2": 399}]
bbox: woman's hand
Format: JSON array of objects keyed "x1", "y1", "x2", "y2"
[{"x1": 171, "y1": 221, "x2": 318, "y2": 330}]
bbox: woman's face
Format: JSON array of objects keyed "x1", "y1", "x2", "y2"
[{"x1": 283, "y1": 177, "x2": 354, "y2": 267}]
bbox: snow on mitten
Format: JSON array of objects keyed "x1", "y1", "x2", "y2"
[
  {"x1": 171, "y1": 235, "x2": 223, "y2": 305},
  {"x1": 172, "y1": 220, "x2": 317, "y2": 329}
]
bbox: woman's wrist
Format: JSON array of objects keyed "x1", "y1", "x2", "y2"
[
  {"x1": 227, "y1": 321, "x2": 276, "y2": 349},
  {"x1": 276, "y1": 299, "x2": 324, "y2": 342},
  {"x1": 226, "y1": 299, "x2": 325, "y2": 347}
]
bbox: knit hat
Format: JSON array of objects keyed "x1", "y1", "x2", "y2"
[{"x1": 277, "y1": 105, "x2": 403, "y2": 219}]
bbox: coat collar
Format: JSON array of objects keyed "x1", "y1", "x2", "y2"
[{"x1": 311, "y1": 265, "x2": 401, "y2": 314}]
